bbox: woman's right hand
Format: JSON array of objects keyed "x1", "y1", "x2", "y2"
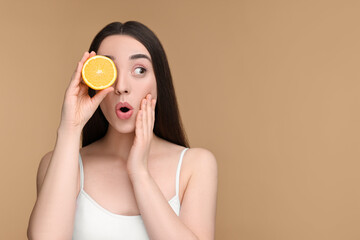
[{"x1": 58, "y1": 51, "x2": 114, "y2": 133}]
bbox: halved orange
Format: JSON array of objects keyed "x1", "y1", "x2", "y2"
[{"x1": 81, "y1": 55, "x2": 117, "y2": 90}]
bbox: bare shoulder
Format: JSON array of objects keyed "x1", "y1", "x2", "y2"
[
  {"x1": 185, "y1": 147, "x2": 218, "y2": 176},
  {"x1": 36, "y1": 150, "x2": 54, "y2": 196},
  {"x1": 178, "y1": 147, "x2": 218, "y2": 239},
  {"x1": 156, "y1": 136, "x2": 217, "y2": 168},
  {"x1": 156, "y1": 140, "x2": 218, "y2": 177}
]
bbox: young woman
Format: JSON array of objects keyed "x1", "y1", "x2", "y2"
[{"x1": 27, "y1": 21, "x2": 217, "y2": 240}]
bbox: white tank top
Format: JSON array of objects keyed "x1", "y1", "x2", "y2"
[{"x1": 72, "y1": 148, "x2": 189, "y2": 240}]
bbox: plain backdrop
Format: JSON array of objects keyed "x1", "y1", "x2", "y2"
[{"x1": 1, "y1": 0, "x2": 360, "y2": 239}]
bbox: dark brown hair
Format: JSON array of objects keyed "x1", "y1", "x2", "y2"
[{"x1": 82, "y1": 21, "x2": 189, "y2": 148}]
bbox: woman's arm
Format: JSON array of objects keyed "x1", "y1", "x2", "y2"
[
  {"x1": 127, "y1": 94, "x2": 218, "y2": 239},
  {"x1": 27, "y1": 127, "x2": 82, "y2": 240},
  {"x1": 27, "y1": 51, "x2": 113, "y2": 240},
  {"x1": 131, "y1": 148, "x2": 218, "y2": 240}
]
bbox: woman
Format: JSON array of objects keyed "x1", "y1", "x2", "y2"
[{"x1": 27, "y1": 21, "x2": 217, "y2": 240}]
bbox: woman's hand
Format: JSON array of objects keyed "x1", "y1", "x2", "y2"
[
  {"x1": 127, "y1": 94, "x2": 156, "y2": 178},
  {"x1": 59, "y1": 51, "x2": 114, "y2": 132}
]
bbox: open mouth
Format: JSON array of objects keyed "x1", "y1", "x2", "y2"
[
  {"x1": 120, "y1": 107, "x2": 130, "y2": 113},
  {"x1": 115, "y1": 102, "x2": 133, "y2": 120}
]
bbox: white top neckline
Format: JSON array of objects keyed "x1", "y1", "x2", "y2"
[{"x1": 77, "y1": 147, "x2": 189, "y2": 217}]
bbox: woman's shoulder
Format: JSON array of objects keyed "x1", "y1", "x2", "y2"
[
  {"x1": 185, "y1": 147, "x2": 216, "y2": 159},
  {"x1": 38, "y1": 150, "x2": 54, "y2": 174},
  {"x1": 36, "y1": 150, "x2": 54, "y2": 195},
  {"x1": 157, "y1": 139, "x2": 217, "y2": 175},
  {"x1": 158, "y1": 135, "x2": 216, "y2": 157},
  {"x1": 184, "y1": 147, "x2": 217, "y2": 176},
  {"x1": 173, "y1": 146, "x2": 217, "y2": 214}
]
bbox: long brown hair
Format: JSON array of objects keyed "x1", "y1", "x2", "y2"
[{"x1": 82, "y1": 21, "x2": 189, "y2": 148}]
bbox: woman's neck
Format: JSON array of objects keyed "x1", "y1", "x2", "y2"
[{"x1": 99, "y1": 125, "x2": 160, "y2": 161}]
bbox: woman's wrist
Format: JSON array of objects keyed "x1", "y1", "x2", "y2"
[
  {"x1": 57, "y1": 123, "x2": 83, "y2": 138},
  {"x1": 128, "y1": 167, "x2": 151, "y2": 184}
]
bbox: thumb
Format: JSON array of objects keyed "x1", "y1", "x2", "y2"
[{"x1": 91, "y1": 87, "x2": 114, "y2": 107}]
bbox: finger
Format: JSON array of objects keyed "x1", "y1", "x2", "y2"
[
  {"x1": 78, "y1": 51, "x2": 90, "y2": 66},
  {"x1": 152, "y1": 98, "x2": 156, "y2": 110},
  {"x1": 151, "y1": 98, "x2": 156, "y2": 128},
  {"x1": 91, "y1": 87, "x2": 114, "y2": 107},
  {"x1": 89, "y1": 51, "x2": 96, "y2": 58},
  {"x1": 68, "y1": 62, "x2": 83, "y2": 91},
  {"x1": 79, "y1": 51, "x2": 96, "y2": 85},
  {"x1": 81, "y1": 51, "x2": 91, "y2": 62},
  {"x1": 78, "y1": 82, "x2": 89, "y2": 97},
  {"x1": 136, "y1": 109, "x2": 143, "y2": 140},
  {"x1": 142, "y1": 98, "x2": 147, "y2": 137},
  {"x1": 146, "y1": 94, "x2": 152, "y2": 132},
  {"x1": 69, "y1": 52, "x2": 89, "y2": 88}
]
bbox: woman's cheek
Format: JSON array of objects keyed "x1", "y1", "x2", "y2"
[
  {"x1": 149, "y1": 79, "x2": 157, "y2": 100},
  {"x1": 138, "y1": 81, "x2": 157, "y2": 100},
  {"x1": 99, "y1": 97, "x2": 112, "y2": 118}
]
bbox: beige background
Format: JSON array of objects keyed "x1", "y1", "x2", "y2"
[{"x1": 1, "y1": 0, "x2": 360, "y2": 239}]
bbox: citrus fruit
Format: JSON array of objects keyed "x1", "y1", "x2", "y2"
[{"x1": 81, "y1": 55, "x2": 117, "y2": 90}]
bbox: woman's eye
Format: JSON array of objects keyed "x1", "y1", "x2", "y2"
[{"x1": 134, "y1": 67, "x2": 146, "y2": 75}]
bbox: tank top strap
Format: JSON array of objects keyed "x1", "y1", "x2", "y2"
[
  {"x1": 78, "y1": 153, "x2": 84, "y2": 190},
  {"x1": 175, "y1": 148, "x2": 189, "y2": 197}
]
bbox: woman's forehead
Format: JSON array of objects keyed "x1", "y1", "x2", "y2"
[{"x1": 97, "y1": 35, "x2": 151, "y2": 60}]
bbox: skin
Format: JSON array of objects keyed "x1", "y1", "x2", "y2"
[{"x1": 27, "y1": 35, "x2": 217, "y2": 240}]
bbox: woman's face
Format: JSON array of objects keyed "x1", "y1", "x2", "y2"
[{"x1": 97, "y1": 35, "x2": 157, "y2": 133}]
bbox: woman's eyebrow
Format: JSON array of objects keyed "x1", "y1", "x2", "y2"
[
  {"x1": 102, "y1": 54, "x2": 151, "y2": 62},
  {"x1": 129, "y1": 54, "x2": 151, "y2": 62}
]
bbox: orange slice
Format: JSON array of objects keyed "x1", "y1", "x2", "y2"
[{"x1": 81, "y1": 55, "x2": 117, "y2": 90}]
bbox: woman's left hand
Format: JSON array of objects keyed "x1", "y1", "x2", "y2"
[{"x1": 127, "y1": 94, "x2": 156, "y2": 179}]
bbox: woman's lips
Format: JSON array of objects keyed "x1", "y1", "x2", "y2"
[{"x1": 115, "y1": 102, "x2": 134, "y2": 120}]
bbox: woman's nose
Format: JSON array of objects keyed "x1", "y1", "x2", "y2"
[{"x1": 114, "y1": 74, "x2": 130, "y2": 95}]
